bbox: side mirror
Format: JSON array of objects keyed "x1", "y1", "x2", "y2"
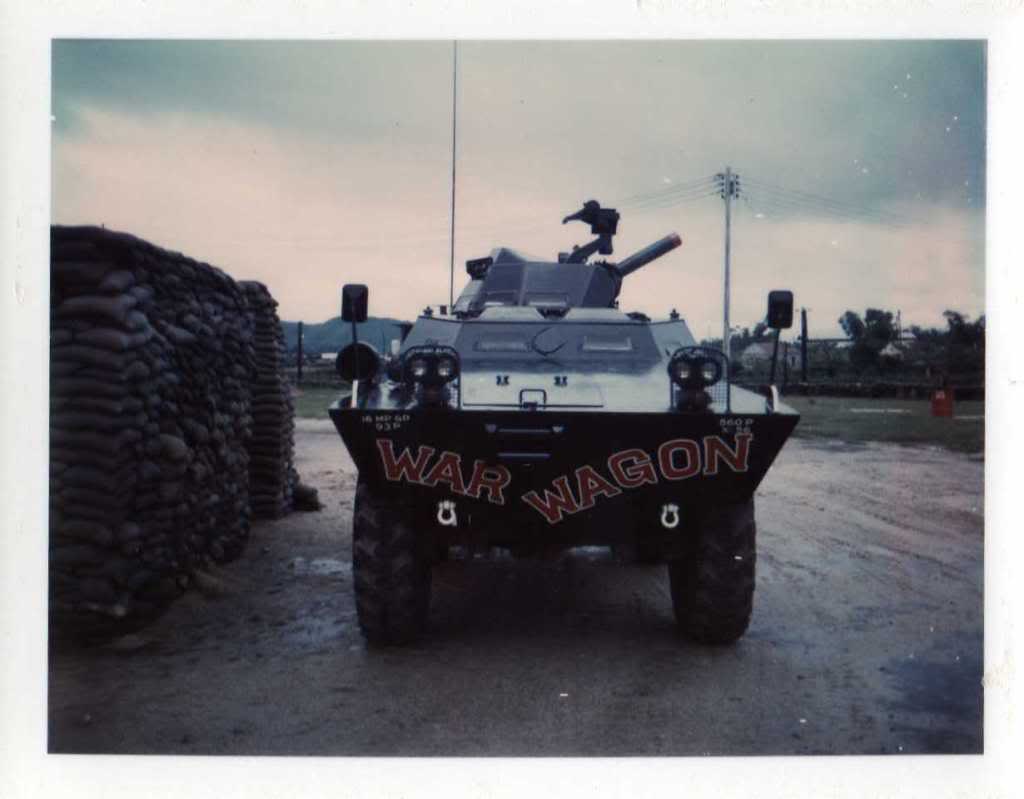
[
  {"x1": 767, "y1": 290, "x2": 794, "y2": 329},
  {"x1": 341, "y1": 284, "x2": 368, "y2": 323}
]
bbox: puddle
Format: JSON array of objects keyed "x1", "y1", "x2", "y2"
[
  {"x1": 289, "y1": 557, "x2": 351, "y2": 577},
  {"x1": 571, "y1": 546, "x2": 614, "y2": 560},
  {"x1": 882, "y1": 633, "x2": 983, "y2": 752},
  {"x1": 888, "y1": 649, "x2": 983, "y2": 720}
]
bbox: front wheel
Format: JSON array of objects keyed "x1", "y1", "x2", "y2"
[
  {"x1": 352, "y1": 480, "x2": 431, "y2": 645},
  {"x1": 668, "y1": 498, "x2": 756, "y2": 645}
]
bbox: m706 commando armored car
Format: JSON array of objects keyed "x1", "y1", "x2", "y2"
[{"x1": 329, "y1": 201, "x2": 798, "y2": 645}]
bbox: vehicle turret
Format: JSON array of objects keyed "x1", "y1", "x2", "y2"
[{"x1": 453, "y1": 200, "x2": 682, "y2": 317}]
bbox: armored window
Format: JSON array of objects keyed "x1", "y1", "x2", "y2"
[
  {"x1": 479, "y1": 263, "x2": 524, "y2": 307},
  {"x1": 474, "y1": 336, "x2": 530, "y2": 353},
  {"x1": 453, "y1": 280, "x2": 483, "y2": 314},
  {"x1": 525, "y1": 292, "x2": 569, "y2": 310},
  {"x1": 482, "y1": 290, "x2": 518, "y2": 306},
  {"x1": 581, "y1": 335, "x2": 634, "y2": 353}
]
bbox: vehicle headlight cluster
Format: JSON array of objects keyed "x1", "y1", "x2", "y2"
[
  {"x1": 667, "y1": 346, "x2": 727, "y2": 413},
  {"x1": 668, "y1": 349, "x2": 722, "y2": 389},
  {"x1": 402, "y1": 347, "x2": 461, "y2": 388}
]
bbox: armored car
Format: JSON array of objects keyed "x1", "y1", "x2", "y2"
[{"x1": 329, "y1": 201, "x2": 799, "y2": 645}]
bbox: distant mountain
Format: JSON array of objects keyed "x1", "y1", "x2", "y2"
[{"x1": 281, "y1": 316, "x2": 411, "y2": 355}]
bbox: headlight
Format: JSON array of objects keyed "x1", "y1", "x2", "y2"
[
  {"x1": 701, "y1": 360, "x2": 721, "y2": 385},
  {"x1": 402, "y1": 348, "x2": 460, "y2": 386},
  {"x1": 667, "y1": 351, "x2": 722, "y2": 389},
  {"x1": 436, "y1": 356, "x2": 456, "y2": 380},
  {"x1": 667, "y1": 346, "x2": 728, "y2": 413},
  {"x1": 409, "y1": 357, "x2": 429, "y2": 379},
  {"x1": 672, "y1": 361, "x2": 691, "y2": 382}
]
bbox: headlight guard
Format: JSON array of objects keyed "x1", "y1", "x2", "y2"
[
  {"x1": 667, "y1": 346, "x2": 730, "y2": 412},
  {"x1": 401, "y1": 345, "x2": 462, "y2": 401}
]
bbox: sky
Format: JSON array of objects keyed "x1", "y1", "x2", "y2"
[{"x1": 51, "y1": 40, "x2": 986, "y2": 338}]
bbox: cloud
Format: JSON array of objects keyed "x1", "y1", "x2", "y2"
[{"x1": 51, "y1": 41, "x2": 985, "y2": 336}]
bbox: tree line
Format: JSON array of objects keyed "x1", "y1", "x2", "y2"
[
  {"x1": 702, "y1": 309, "x2": 985, "y2": 384},
  {"x1": 838, "y1": 308, "x2": 985, "y2": 378}
]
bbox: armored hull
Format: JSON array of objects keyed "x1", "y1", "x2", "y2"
[
  {"x1": 332, "y1": 400, "x2": 796, "y2": 541},
  {"x1": 330, "y1": 312, "x2": 798, "y2": 550}
]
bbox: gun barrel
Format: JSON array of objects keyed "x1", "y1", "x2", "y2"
[{"x1": 615, "y1": 233, "x2": 682, "y2": 278}]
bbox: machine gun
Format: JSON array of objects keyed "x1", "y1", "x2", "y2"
[
  {"x1": 561, "y1": 200, "x2": 681, "y2": 277},
  {"x1": 561, "y1": 200, "x2": 620, "y2": 263}
]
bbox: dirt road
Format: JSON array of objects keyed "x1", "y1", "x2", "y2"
[{"x1": 48, "y1": 420, "x2": 984, "y2": 756}]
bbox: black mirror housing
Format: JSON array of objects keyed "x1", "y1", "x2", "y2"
[
  {"x1": 342, "y1": 284, "x2": 369, "y2": 323},
  {"x1": 767, "y1": 290, "x2": 794, "y2": 329}
]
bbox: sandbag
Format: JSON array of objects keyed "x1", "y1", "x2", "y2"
[{"x1": 56, "y1": 293, "x2": 137, "y2": 325}]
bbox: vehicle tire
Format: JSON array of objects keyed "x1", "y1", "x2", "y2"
[
  {"x1": 352, "y1": 480, "x2": 431, "y2": 645},
  {"x1": 668, "y1": 498, "x2": 756, "y2": 645}
]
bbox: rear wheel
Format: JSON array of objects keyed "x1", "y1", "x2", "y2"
[
  {"x1": 352, "y1": 480, "x2": 431, "y2": 645},
  {"x1": 668, "y1": 498, "x2": 756, "y2": 645}
]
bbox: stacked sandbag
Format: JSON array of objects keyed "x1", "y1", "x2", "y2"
[
  {"x1": 239, "y1": 281, "x2": 297, "y2": 519},
  {"x1": 49, "y1": 225, "x2": 255, "y2": 639}
]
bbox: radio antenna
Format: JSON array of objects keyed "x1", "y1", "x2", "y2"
[{"x1": 448, "y1": 40, "x2": 458, "y2": 308}]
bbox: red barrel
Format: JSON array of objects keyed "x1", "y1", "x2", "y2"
[{"x1": 931, "y1": 389, "x2": 954, "y2": 418}]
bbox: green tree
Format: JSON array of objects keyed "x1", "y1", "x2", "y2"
[
  {"x1": 838, "y1": 311, "x2": 865, "y2": 342},
  {"x1": 942, "y1": 311, "x2": 985, "y2": 374},
  {"x1": 906, "y1": 310, "x2": 985, "y2": 379},
  {"x1": 838, "y1": 308, "x2": 895, "y2": 370}
]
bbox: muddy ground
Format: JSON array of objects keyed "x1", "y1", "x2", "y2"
[{"x1": 48, "y1": 420, "x2": 984, "y2": 756}]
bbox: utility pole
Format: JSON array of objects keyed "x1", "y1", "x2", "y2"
[
  {"x1": 297, "y1": 321, "x2": 304, "y2": 386},
  {"x1": 716, "y1": 167, "x2": 741, "y2": 363},
  {"x1": 800, "y1": 308, "x2": 808, "y2": 383}
]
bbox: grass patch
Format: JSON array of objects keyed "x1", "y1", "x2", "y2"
[
  {"x1": 292, "y1": 385, "x2": 347, "y2": 420},
  {"x1": 786, "y1": 396, "x2": 984, "y2": 454}
]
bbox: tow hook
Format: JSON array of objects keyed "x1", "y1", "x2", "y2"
[
  {"x1": 437, "y1": 500, "x2": 458, "y2": 527},
  {"x1": 660, "y1": 503, "x2": 680, "y2": 530}
]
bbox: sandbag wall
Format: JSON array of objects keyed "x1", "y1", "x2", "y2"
[
  {"x1": 239, "y1": 281, "x2": 297, "y2": 519},
  {"x1": 49, "y1": 225, "x2": 257, "y2": 639}
]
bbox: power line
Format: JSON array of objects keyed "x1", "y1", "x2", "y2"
[
  {"x1": 746, "y1": 190, "x2": 905, "y2": 227},
  {"x1": 741, "y1": 186, "x2": 899, "y2": 225},
  {"x1": 622, "y1": 175, "x2": 719, "y2": 204},
  {"x1": 743, "y1": 176, "x2": 904, "y2": 216},
  {"x1": 621, "y1": 186, "x2": 720, "y2": 211},
  {"x1": 743, "y1": 175, "x2": 891, "y2": 212},
  {"x1": 742, "y1": 190, "x2": 906, "y2": 229},
  {"x1": 742, "y1": 176, "x2": 911, "y2": 226}
]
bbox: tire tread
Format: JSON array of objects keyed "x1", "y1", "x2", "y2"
[
  {"x1": 669, "y1": 499, "x2": 756, "y2": 645},
  {"x1": 352, "y1": 481, "x2": 430, "y2": 645}
]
